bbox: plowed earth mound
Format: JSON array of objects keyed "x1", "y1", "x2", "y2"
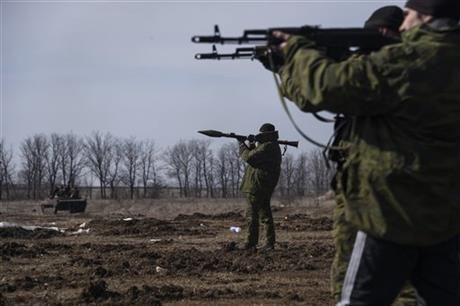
[
  {"x1": 89, "y1": 218, "x2": 217, "y2": 237},
  {"x1": 0, "y1": 227, "x2": 63, "y2": 239},
  {"x1": 279, "y1": 215, "x2": 333, "y2": 231}
]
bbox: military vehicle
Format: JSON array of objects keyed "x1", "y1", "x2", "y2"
[
  {"x1": 41, "y1": 186, "x2": 87, "y2": 214},
  {"x1": 40, "y1": 198, "x2": 87, "y2": 214}
]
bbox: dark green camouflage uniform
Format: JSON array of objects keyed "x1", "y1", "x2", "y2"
[
  {"x1": 279, "y1": 21, "x2": 460, "y2": 246},
  {"x1": 240, "y1": 141, "x2": 281, "y2": 248},
  {"x1": 277, "y1": 20, "x2": 460, "y2": 302}
]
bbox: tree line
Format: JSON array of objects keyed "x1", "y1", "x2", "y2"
[{"x1": 0, "y1": 132, "x2": 333, "y2": 201}]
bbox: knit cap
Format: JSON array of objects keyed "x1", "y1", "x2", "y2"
[{"x1": 406, "y1": 0, "x2": 460, "y2": 20}]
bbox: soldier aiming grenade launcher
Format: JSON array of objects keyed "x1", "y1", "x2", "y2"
[
  {"x1": 191, "y1": 25, "x2": 400, "y2": 60},
  {"x1": 198, "y1": 130, "x2": 299, "y2": 148}
]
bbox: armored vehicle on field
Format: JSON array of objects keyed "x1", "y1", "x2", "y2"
[{"x1": 41, "y1": 186, "x2": 87, "y2": 214}]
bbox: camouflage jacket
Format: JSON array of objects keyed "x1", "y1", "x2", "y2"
[
  {"x1": 278, "y1": 20, "x2": 460, "y2": 245},
  {"x1": 239, "y1": 141, "x2": 281, "y2": 196}
]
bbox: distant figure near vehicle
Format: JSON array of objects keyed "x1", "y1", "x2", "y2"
[
  {"x1": 70, "y1": 186, "x2": 80, "y2": 199},
  {"x1": 239, "y1": 123, "x2": 282, "y2": 251},
  {"x1": 41, "y1": 184, "x2": 87, "y2": 215},
  {"x1": 51, "y1": 186, "x2": 61, "y2": 199}
]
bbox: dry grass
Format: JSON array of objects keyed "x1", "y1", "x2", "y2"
[{"x1": 0, "y1": 196, "x2": 335, "y2": 220}]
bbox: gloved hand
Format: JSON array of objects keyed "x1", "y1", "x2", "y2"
[
  {"x1": 257, "y1": 31, "x2": 291, "y2": 72},
  {"x1": 257, "y1": 47, "x2": 285, "y2": 73}
]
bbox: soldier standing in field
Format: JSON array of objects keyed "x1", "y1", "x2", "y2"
[
  {"x1": 259, "y1": 0, "x2": 460, "y2": 304},
  {"x1": 239, "y1": 123, "x2": 282, "y2": 251}
]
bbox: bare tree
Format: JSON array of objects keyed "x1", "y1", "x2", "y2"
[
  {"x1": 20, "y1": 135, "x2": 49, "y2": 199},
  {"x1": 85, "y1": 132, "x2": 113, "y2": 198},
  {"x1": 45, "y1": 133, "x2": 63, "y2": 197},
  {"x1": 139, "y1": 139, "x2": 160, "y2": 198},
  {"x1": 20, "y1": 140, "x2": 33, "y2": 199},
  {"x1": 205, "y1": 153, "x2": 217, "y2": 198},
  {"x1": 107, "y1": 138, "x2": 123, "y2": 199},
  {"x1": 195, "y1": 140, "x2": 216, "y2": 198},
  {"x1": 226, "y1": 142, "x2": 243, "y2": 198},
  {"x1": 189, "y1": 140, "x2": 203, "y2": 197},
  {"x1": 0, "y1": 139, "x2": 15, "y2": 200},
  {"x1": 61, "y1": 133, "x2": 85, "y2": 188},
  {"x1": 121, "y1": 137, "x2": 142, "y2": 200},
  {"x1": 293, "y1": 152, "x2": 308, "y2": 197},
  {"x1": 278, "y1": 152, "x2": 295, "y2": 197},
  {"x1": 190, "y1": 139, "x2": 214, "y2": 198},
  {"x1": 164, "y1": 141, "x2": 194, "y2": 197},
  {"x1": 307, "y1": 149, "x2": 333, "y2": 196},
  {"x1": 216, "y1": 145, "x2": 231, "y2": 198}
]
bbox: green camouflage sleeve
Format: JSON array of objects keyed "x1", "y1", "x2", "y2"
[
  {"x1": 239, "y1": 143, "x2": 271, "y2": 168},
  {"x1": 278, "y1": 36, "x2": 400, "y2": 116}
]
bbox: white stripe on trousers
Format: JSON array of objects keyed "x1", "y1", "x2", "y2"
[{"x1": 336, "y1": 231, "x2": 367, "y2": 306}]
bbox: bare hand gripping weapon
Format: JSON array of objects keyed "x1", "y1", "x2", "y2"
[
  {"x1": 198, "y1": 130, "x2": 299, "y2": 148},
  {"x1": 191, "y1": 25, "x2": 399, "y2": 60}
]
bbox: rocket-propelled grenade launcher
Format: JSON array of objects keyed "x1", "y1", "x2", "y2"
[{"x1": 198, "y1": 130, "x2": 299, "y2": 148}]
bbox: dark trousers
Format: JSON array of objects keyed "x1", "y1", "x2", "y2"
[
  {"x1": 245, "y1": 193, "x2": 275, "y2": 247},
  {"x1": 337, "y1": 231, "x2": 460, "y2": 306}
]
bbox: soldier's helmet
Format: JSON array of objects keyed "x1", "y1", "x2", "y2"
[
  {"x1": 259, "y1": 123, "x2": 276, "y2": 133},
  {"x1": 257, "y1": 123, "x2": 279, "y2": 142},
  {"x1": 364, "y1": 6, "x2": 404, "y2": 31}
]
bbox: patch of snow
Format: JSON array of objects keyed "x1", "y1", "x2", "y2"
[
  {"x1": 0, "y1": 221, "x2": 64, "y2": 232},
  {"x1": 229, "y1": 226, "x2": 241, "y2": 233}
]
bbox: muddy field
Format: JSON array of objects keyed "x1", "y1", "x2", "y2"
[{"x1": 0, "y1": 199, "x2": 335, "y2": 305}]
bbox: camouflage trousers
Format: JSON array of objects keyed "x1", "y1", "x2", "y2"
[
  {"x1": 332, "y1": 194, "x2": 419, "y2": 305},
  {"x1": 245, "y1": 192, "x2": 275, "y2": 247}
]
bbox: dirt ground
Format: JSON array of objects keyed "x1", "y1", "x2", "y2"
[{"x1": 0, "y1": 198, "x2": 336, "y2": 305}]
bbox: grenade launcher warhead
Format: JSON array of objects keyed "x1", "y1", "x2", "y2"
[
  {"x1": 191, "y1": 24, "x2": 400, "y2": 60},
  {"x1": 198, "y1": 130, "x2": 299, "y2": 148}
]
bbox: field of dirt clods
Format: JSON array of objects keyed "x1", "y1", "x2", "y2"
[{"x1": 0, "y1": 199, "x2": 335, "y2": 305}]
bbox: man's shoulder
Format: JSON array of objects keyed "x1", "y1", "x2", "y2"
[
  {"x1": 261, "y1": 141, "x2": 280, "y2": 148},
  {"x1": 401, "y1": 22, "x2": 460, "y2": 45},
  {"x1": 265, "y1": 141, "x2": 282, "y2": 156},
  {"x1": 254, "y1": 141, "x2": 280, "y2": 153}
]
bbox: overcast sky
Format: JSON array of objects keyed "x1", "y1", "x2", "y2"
[{"x1": 1, "y1": 0, "x2": 404, "y2": 153}]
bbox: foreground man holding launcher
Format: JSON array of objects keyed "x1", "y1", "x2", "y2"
[{"x1": 259, "y1": 0, "x2": 460, "y2": 304}]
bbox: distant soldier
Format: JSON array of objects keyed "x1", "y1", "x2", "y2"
[
  {"x1": 70, "y1": 186, "x2": 80, "y2": 199},
  {"x1": 239, "y1": 123, "x2": 282, "y2": 251},
  {"x1": 63, "y1": 185, "x2": 71, "y2": 199},
  {"x1": 57, "y1": 184, "x2": 66, "y2": 198},
  {"x1": 51, "y1": 186, "x2": 61, "y2": 199}
]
